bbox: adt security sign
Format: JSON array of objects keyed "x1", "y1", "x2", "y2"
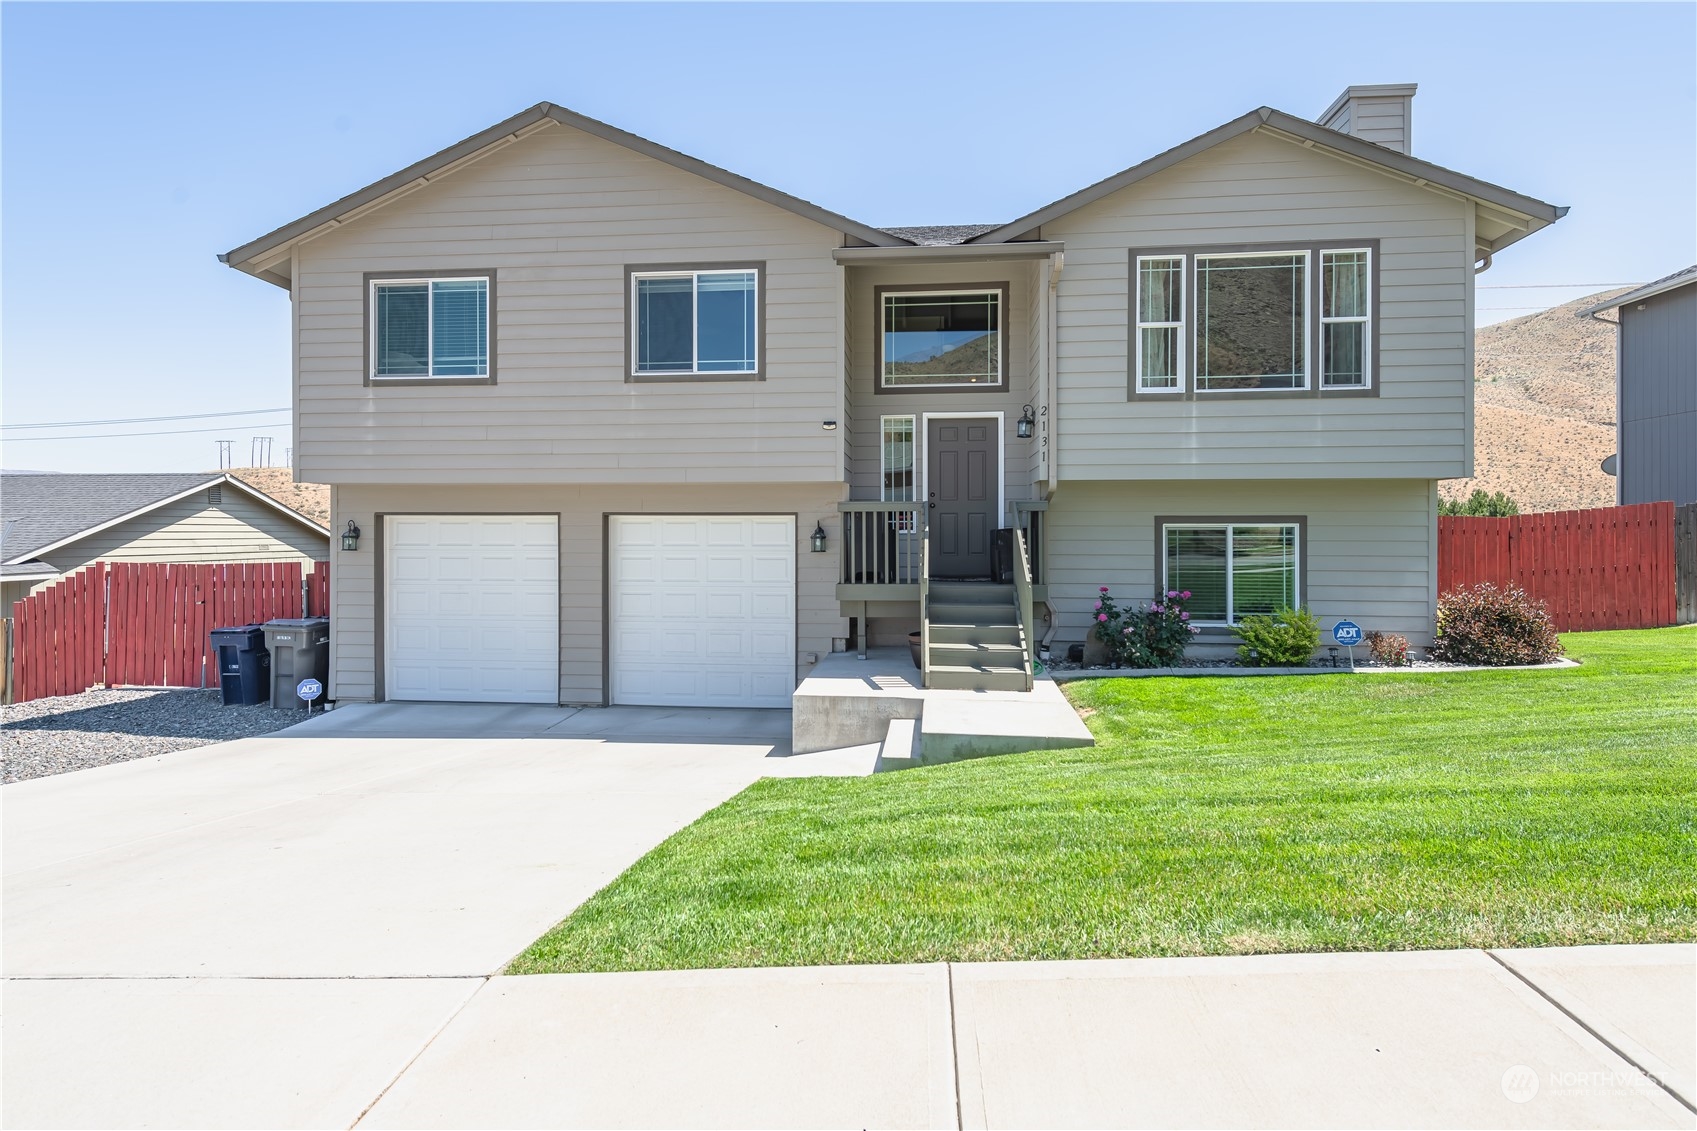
[
  {"x1": 1332, "y1": 620, "x2": 1364, "y2": 647},
  {"x1": 296, "y1": 678, "x2": 323, "y2": 711}
]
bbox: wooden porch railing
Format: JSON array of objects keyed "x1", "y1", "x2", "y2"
[
  {"x1": 1012, "y1": 500, "x2": 1047, "y2": 586},
  {"x1": 838, "y1": 502, "x2": 924, "y2": 592},
  {"x1": 1012, "y1": 527, "x2": 1036, "y2": 691}
]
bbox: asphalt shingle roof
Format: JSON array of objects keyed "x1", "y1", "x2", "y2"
[
  {"x1": 882, "y1": 225, "x2": 1002, "y2": 247},
  {"x1": 0, "y1": 473, "x2": 223, "y2": 563},
  {"x1": 1578, "y1": 264, "x2": 1697, "y2": 315}
]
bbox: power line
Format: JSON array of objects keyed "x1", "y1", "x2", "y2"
[
  {"x1": 1476, "y1": 282, "x2": 1639, "y2": 289},
  {"x1": 1, "y1": 422, "x2": 292, "y2": 442},
  {"x1": 2, "y1": 406, "x2": 290, "y2": 431}
]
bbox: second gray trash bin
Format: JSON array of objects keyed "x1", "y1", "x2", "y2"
[{"x1": 262, "y1": 617, "x2": 330, "y2": 709}]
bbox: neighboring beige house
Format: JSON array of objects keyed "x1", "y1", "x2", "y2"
[
  {"x1": 1, "y1": 473, "x2": 330, "y2": 610},
  {"x1": 220, "y1": 83, "x2": 1563, "y2": 707}
]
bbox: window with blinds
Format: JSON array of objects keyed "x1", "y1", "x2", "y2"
[{"x1": 371, "y1": 277, "x2": 489, "y2": 379}]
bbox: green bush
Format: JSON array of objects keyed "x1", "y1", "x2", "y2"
[
  {"x1": 1233, "y1": 607, "x2": 1321, "y2": 666},
  {"x1": 1431, "y1": 583, "x2": 1564, "y2": 666},
  {"x1": 1366, "y1": 630, "x2": 1411, "y2": 666},
  {"x1": 1440, "y1": 489, "x2": 1521, "y2": 517}
]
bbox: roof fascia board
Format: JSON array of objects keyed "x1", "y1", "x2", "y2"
[
  {"x1": 833, "y1": 241, "x2": 1064, "y2": 263},
  {"x1": 5, "y1": 474, "x2": 329, "y2": 565},
  {"x1": 1578, "y1": 270, "x2": 1697, "y2": 315},
  {"x1": 967, "y1": 107, "x2": 1564, "y2": 245},
  {"x1": 1, "y1": 564, "x2": 61, "y2": 581},
  {"x1": 221, "y1": 102, "x2": 910, "y2": 281}
]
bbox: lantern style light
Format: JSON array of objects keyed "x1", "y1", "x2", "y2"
[
  {"x1": 810, "y1": 521, "x2": 828, "y2": 553},
  {"x1": 1017, "y1": 404, "x2": 1036, "y2": 439},
  {"x1": 342, "y1": 520, "x2": 362, "y2": 552}
]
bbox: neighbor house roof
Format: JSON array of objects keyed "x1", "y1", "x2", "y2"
[
  {"x1": 220, "y1": 102, "x2": 913, "y2": 285},
  {"x1": 1, "y1": 473, "x2": 329, "y2": 566},
  {"x1": 1577, "y1": 265, "x2": 1697, "y2": 316},
  {"x1": 962, "y1": 107, "x2": 1567, "y2": 251}
]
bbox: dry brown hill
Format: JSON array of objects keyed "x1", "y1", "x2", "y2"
[
  {"x1": 1443, "y1": 289, "x2": 1629, "y2": 513},
  {"x1": 220, "y1": 467, "x2": 330, "y2": 526}
]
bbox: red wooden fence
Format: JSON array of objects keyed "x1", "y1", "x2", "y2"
[
  {"x1": 10, "y1": 560, "x2": 329, "y2": 703},
  {"x1": 1438, "y1": 502, "x2": 1676, "y2": 631}
]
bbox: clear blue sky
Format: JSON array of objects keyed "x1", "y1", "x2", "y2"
[{"x1": 3, "y1": 1, "x2": 1692, "y2": 473}]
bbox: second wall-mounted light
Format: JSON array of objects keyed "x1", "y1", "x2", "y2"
[{"x1": 1017, "y1": 405, "x2": 1036, "y2": 439}]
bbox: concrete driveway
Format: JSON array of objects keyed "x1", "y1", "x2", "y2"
[{"x1": 2, "y1": 703, "x2": 869, "y2": 1128}]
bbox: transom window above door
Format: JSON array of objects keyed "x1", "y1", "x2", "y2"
[
  {"x1": 630, "y1": 267, "x2": 760, "y2": 378},
  {"x1": 880, "y1": 288, "x2": 1005, "y2": 390}
]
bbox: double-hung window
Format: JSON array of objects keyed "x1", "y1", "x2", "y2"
[
  {"x1": 370, "y1": 276, "x2": 490, "y2": 379},
  {"x1": 880, "y1": 289, "x2": 1004, "y2": 389},
  {"x1": 631, "y1": 268, "x2": 759, "y2": 377},
  {"x1": 1131, "y1": 245, "x2": 1374, "y2": 394},
  {"x1": 880, "y1": 415, "x2": 916, "y2": 531},
  {"x1": 1320, "y1": 249, "x2": 1371, "y2": 387},
  {"x1": 1163, "y1": 522, "x2": 1300, "y2": 625}
]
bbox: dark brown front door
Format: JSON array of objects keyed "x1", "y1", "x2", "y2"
[{"x1": 927, "y1": 417, "x2": 997, "y2": 579}]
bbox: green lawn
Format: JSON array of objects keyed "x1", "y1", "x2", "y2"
[{"x1": 510, "y1": 628, "x2": 1697, "y2": 974}]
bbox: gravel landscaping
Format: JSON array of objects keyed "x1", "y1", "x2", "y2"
[{"x1": 2, "y1": 688, "x2": 300, "y2": 784}]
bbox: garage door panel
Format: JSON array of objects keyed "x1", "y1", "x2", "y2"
[
  {"x1": 610, "y1": 515, "x2": 795, "y2": 709},
  {"x1": 386, "y1": 515, "x2": 559, "y2": 704}
]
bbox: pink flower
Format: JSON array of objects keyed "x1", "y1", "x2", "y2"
[
  {"x1": 1100, "y1": 586, "x2": 1110, "y2": 593},
  {"x1": 1097, "y1": 613, "x2": 1108, "y2": 622},
  {"x1": 1181, "y1": 590, "x2": 1191, "y2": 599},
  {"x1": 1189, "y1": 625, "x2": 1200, "y2": 635},
  {"x1": 1180, "y1": 611, "x2": 1190, "y2": 621},
  {"x1": 1167, "y1": 590, "x2": 1179, "y2": 599},
  {"x1": 1093, "y1": 601, "x2": 1102, "y2": 610},
  {"x1": 1151, "y1": 603, "x2": 1164, "y2": 613},
  {"x1": 1122, "y1": 627, "x2": 1132, "y2": 635}
]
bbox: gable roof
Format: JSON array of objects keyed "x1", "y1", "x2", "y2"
[
  {"x1": 884, "y1": 225, "x2": 1001, "y2": 247},
  {"x1": 220, "y1": 102, "x2": 911, "y2": 284},
  {"x1": 964, "y1": 108, "x2": 1566, "y2": 250},
  {"x1": 1577, "y1": 265, "x2": 1697, "y2": 316},
  {"x1": 1, "y1": 473, "x2": 329, "y2": 565}
]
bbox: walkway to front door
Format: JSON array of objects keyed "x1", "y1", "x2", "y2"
[{"x1": 926, "y1": 417, "x2": 997, "y2": 579}]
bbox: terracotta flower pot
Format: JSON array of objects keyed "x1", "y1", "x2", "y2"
[{"x1": 907, "y1": 630, "x2": 923, "y2": 669}]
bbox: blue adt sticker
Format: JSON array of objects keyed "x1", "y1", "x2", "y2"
[
  {"x1": 1332, "y1": 620, "x2": 1364, "y2": 647},
  {"x1": 296, "y1": 678, "x2": 323, "y2": 702}
]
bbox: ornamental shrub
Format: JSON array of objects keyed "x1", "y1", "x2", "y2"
[
  {"x1": 1439, "y1": 489, "x2": 1521, "y2": 517},
  {"x1": 1366, "y1": 630, "x2": 1411, "y2": 667},
  {"x1": 1233, "y1": 606, "x2": 1321, "y2": 666},
  {"x1": 1090, "y1": 586, "x2": 1200, "y2": 668},
  {"x1": 1431, "y1": 582, "x2": 1563, "y2": 666}
]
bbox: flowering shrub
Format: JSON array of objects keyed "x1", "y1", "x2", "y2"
[
  {"x1": 1366, "y1": 630, "x2": 1411, "y2": 667},
  {"x1": 1233, "y1": 607, "x2": 1321, "y2": 666},
  {"x1": 1092, "y1": 586, "x2": 1200, "y2": 668},
  {"x1": 1431, "y1": 583, "x2": 1563, "y2": 666}
]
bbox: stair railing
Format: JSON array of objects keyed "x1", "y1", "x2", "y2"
[
  {"x1": 1013, "y1": 527, "x2": 1036, "y2": 691},
  {"x1": 918, "y1": 520, "x2": 931, "y2": 690}
]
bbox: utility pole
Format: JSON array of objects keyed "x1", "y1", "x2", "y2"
[
  {"x1": 215, "y1": 440, "x2": 233, "y2": 469},
  {"x1": 251, "y1": 436, "x2": 273, "y2": 467}
]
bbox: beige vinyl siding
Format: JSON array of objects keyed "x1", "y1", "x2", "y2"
[
  {"x1": 1045, "y1": 128, "x2": 1473, "y2": 480},
  {"x1": 844, "y1": 258, "x2": 1044, "y2": 510},
  {"x1": 1042, "y1": 478, "x2": 1438, "y2": 652},
  {"x1": 1348, "y1": 96, "x2": 1411, "y2": 152},
  {"x1": 37, "y1": 492, "x2": 326, "y2": 576},
  {"x1": 291, "y1": 121, "x2": 846, "y2": 486},
  {"x1": 329, "y1": 482, "x2": 845, "y2": 704}
]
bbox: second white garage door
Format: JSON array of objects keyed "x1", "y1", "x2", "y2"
[
  {"x1": 608, "y1": 515, "x2": 795, "y2": 708},
  {"x1": 386, "y1": 515, "x2": 559, "y2": 704}
]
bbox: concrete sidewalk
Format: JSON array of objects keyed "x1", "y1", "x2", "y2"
[{"x1": 354, "y1": 945, "x2": 1695, "y2": 1130}]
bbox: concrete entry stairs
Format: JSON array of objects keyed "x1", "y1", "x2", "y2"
[
  {"x1": 792, "y1": 648, "x2": 1094, "y2": 768},
  {"x1": 926, "y1": 581, "x2": 1028, "y2": 692}
]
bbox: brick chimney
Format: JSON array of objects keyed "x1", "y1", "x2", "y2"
[{"x1": 1317, "y1": 84, "x2": 1417, "y2": 154}]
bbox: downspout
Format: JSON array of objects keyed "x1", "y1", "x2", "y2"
[{"x1": 1040, "y1": 249, "x2": 1064, "y2": 658}]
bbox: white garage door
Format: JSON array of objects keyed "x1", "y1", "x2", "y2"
[
  {"x1": 609, "y1": 515, "x2": 795, "y2": 708},
  {"x1": 386, "y1": 515, "x2": 559, "y2": 704}
]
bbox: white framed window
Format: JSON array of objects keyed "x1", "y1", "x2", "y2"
[
  {"x1": 880, "y1": 415, "x2": 916, "y2": 532},
  {"x1": 1135, "y1": 256, "x2": 1185, "y2": 392},
  {"x1": 1163, "y1": 522, "x2": 1300, "y2": 625},
  {"x1": 370, "y1": 276, "x2": 489, "y2": 378},
  {"x1": 1195, "y1": 251, "x2": 1310, "y2": 392},
  {"x1": 1321, "y1": 248, "x2": 1371, "y2": 388},
  {"x1": 631, "y1": 269, "x2": 758, "y2": 376},
  {"x1": 880, "y1": 289, "x2": 1003, "y2": 388}
]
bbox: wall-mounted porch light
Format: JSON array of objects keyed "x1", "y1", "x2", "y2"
[
  {"x1": 822, "y1": 420, "x2": 838, "y2": 430},
  {"x1": 810, "y1": 521, "x2": 828, "y2": 553},
  {"x1": 341, "y1": 520, "x2": 362, "y2": 552},
  {"x1": 1017, "y1": 404, "x2": 1036, "y2": 439}
]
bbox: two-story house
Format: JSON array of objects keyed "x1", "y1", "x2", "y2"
[{"x1": 221, "y1": 83, "x2": 1563, "y2": 708}]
